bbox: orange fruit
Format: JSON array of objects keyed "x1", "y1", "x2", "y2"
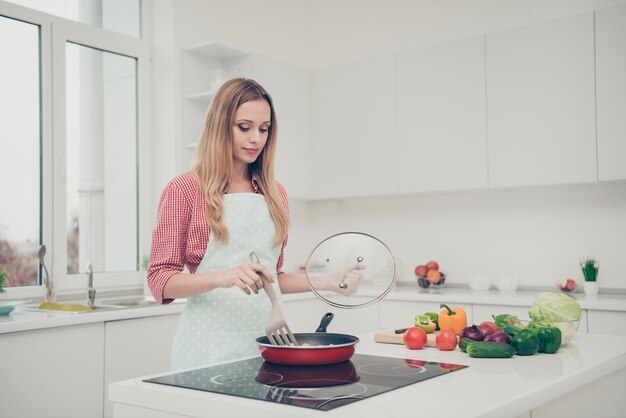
[{"x1": 426, "y1": 269, "x2": 441, "y2": 284}]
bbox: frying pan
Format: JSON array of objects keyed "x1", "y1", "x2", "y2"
[{"x1": 256, "y1": 313, "x2": 359, "y2": 366}]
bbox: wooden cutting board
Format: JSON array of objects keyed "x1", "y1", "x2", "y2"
[{"x1": 374, "y1": 328, "x2": 439, "y2": 347}]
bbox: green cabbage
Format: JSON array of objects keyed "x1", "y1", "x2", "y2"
[{"x1": 528, "y1": 292, "x2": 582, "y2": 322}]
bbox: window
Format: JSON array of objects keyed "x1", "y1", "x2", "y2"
[
  {"x1": 65, "y1": 43, "x2": 138, "y2": 274},
  {"x1": 4, "y1": 0, "x2": 141, "y2": 38},
  {"x1": 0, "y1": 15, "x2": 40, "y2": 287},
  {"x1": 0, "y1": 1, "x2": 149, "y2": 297}
]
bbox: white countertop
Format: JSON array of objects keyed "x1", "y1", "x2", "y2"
[
  {"x1": 108, "y1": 331, "x2": 626, "y2": 418},
  {"x1": 2, "y1": 285, "x2": 625, "y2": 335},
  {"x1": 0, "y1": 299, "x2": 186, "y2": 334},
  {"x1": 283, "y1": 284, "x2": 626, "y2": 311},
  {"x1": 374, "y1": 284, "x2": 626, "y2": 311}
]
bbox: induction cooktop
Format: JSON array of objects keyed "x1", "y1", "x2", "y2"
[{"x1": 145, "y1": 354, "x2": 467, "y2": 411}]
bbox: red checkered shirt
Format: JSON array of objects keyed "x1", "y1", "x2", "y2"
[{"x1": 147, "y1": 171, "x2": 289, "y2": 304}]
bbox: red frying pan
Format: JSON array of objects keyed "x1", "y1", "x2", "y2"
[{"x1": 256, "y1": 313, "x2": 359, "y2": 366}]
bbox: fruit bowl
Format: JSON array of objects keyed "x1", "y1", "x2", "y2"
[
  {"x1": 417, "y1": 272, "x2": 446, "y2": 289},
  {"x1": 556, "y1": 278, "x2": 577, "y2": 294}
]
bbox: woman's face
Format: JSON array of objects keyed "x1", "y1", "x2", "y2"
[{"x1": 231, "y1": 99, "x2": 271, "y2": 166}]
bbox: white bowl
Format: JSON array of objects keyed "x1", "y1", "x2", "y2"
[
  {"x1": 468, "y1": 277, "x2": 491, "y2": 291},
  {"x1": 496, "y1": 274, "x2": 519, "y2": 292}
]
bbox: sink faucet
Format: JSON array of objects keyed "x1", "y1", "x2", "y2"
[{"x1": 86, "y1": 262, "x2": 96, "y2": 307}]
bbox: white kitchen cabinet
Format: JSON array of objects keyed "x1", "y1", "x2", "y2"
[
  {"x1": 486, "y1": 12, "x2": 597, "y2": 188},
  {"x1": 104, "y1": 314, "x2": 181, "y2": 418},
  {"x1": 396, "y1": 36, "x2": 488, "y2": 193},
  {"x1": 180, "y1": 43, "x2": 254, "y2": 171},
  {"x1": 314, "y1": 54, "x2": 398, "y2": 199},
  {"x1": 282, "y1": 296, "x2": 380, "y2": 335},
  {"x1": 0, "y1": 323, "x2": 104, "y2": 418},
  {"x1": 596, "y1": 4, "x2": 626, "y2": 181},
  {"x1": 378, "y1": 300, "x2": 473, "y2": 329},
  {"x1": 587, "y1": 310, "x2": 626, "y2": 336},
  {"x1": 252, "y1": 55, "x2": 314, "y2": 198}
]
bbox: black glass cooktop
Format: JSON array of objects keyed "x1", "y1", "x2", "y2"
[{"x1": 145, "y1": 354, "x2": 467, "y2": 411}]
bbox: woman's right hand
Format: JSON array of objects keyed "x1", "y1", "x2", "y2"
[{"x1": 220, "y1": 262, "x2": 275, "y2": 295}]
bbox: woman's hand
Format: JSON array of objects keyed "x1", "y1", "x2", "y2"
[
  {"x1": 323, "y1": 264, "x2": 366, "y2": 296},
  {"x1": 220, "y1": 262, "x2": 275, "y2": 295}
]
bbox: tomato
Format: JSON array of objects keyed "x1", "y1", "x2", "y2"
[
  {"x1": 404, "y1": 359, "x2": 427, "y2": 368},
  {"x1": 403, "y1": 327, "x2": 427, "y2": 349},
  {"x1": 480, "y1": 321, "x2": 499, "y2": 333},
  {"x1": 435, "y1": 329, "x2": 458, "y2": 351}
]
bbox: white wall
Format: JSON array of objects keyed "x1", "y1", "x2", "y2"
[
  {"x1": 281, "y1": 183, "x2": 626, "y2": 290},
  {"x1": 146, "y1": 0, "x2": 626, "y2": 291}
]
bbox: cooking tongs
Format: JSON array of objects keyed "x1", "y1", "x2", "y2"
[{"x1": 250, "y1": 251, "x2": 299, "y2": 346}]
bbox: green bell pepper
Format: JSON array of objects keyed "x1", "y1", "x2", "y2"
[
  {"x1": 492, "y1": 314, "x2": 511, "y2": 330},
  {"x1": 414, "y1": 315, "x2": 437, "y2": 333},
  {"x1": 502, "y1": 325, "x2": 522, "y2": 339},
  {"x1": 511, "y1": 328, "x2": 541, "y2": 356},
  {"x1": 536, "y1": 327, "x2": 562, "y2": 354},
  {"x1": 424, "y1": 312, "x2": 440, "y2": 330},
  {"x1": 493, "y1": 314, "x2": 522, "y2": 330}
]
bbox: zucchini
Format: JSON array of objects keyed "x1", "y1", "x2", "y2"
[
  {"x1": 466, "y1": 342, "x2": 514, "y2": 358},
  {"x1": 458, "y1": 338, "x2": 474, "y2": 353}
]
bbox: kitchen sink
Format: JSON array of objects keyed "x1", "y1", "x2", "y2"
[
  {"x1": 102, "y1": 298, "x2": 160, "y2": 308},
  {"x1": 21, "y1": 304, "x2": 123, "y2": 314},
  {"x1": 20, "y1": 298, "x2": 162, "y2": 314}
]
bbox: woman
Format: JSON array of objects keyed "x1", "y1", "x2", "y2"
[{"x1": 147, "y1": 78, "x2": 362, "y2": 371}]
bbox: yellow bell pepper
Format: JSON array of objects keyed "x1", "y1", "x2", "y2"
[{"x1": 438, "y1": 303, "x2": 467, "y2": 335}]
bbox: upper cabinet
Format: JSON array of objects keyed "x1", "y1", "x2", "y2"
[
  {"x1": 396, "y1": 36, "x2": 488, "y2": 193},
  {"x1": 314, "y1": 55, "x2": 398, "y2": 199},
  {"x1": 596, "y1": 4, "x2": 626, "y2": 182},
  {"x1": 178, "y1": 8, "x2": 624, "y2": 202},
  {"x1": 486, "y1": 12, "x2": 597, "y2": 188}
]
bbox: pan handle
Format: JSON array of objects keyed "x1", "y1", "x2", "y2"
[{"x1": 315, "y1": 312, "x2": 334, "y2": 333}]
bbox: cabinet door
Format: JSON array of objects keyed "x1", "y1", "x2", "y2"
[
  {"x1": 104, "y1": 314, "x2": 180, "y2": 418},
  {"x1": 397, "y1": 36, "x2": 488, "y2": 193},
  {"x1": 587, "y1": 310, "x2": 626, "y2": 336},
  {"x1": 379, "y1": 300, "x2": 473, "y2": 329},
  {"x1": 0, "y1": 323, "x2": 104, "y2": 418},
  {"x1": 314, "y1": 55, "x2": 397, "y2": 198},
  {"x1": 596, "y1": 4, "x2": 626, "y2": 181},
  {"x1": 486, "y1": 12, "x2": 596, "y2": 188},
  {"x1": 253, "y1": 55, "x2": 314, "y2": 198}
]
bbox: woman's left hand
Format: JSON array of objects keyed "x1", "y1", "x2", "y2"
[{"x1": 324, "y1": 264, "x2": 366, "y2": 296}]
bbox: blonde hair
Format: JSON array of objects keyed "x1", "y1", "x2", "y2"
[{"x1": 194, "y1": 78, "x2": 288, "y2": 247}]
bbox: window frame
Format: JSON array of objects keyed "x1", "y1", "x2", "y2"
[{"x1": 0, "y1": 0, "x2": 151, "y2": 299}]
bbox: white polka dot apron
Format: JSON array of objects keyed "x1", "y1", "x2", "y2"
[{"x1": 171, "y1": 193, "x2": 281, "y2": 371}]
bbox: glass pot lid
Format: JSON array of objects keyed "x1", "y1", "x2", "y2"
[{"x1": 305, "y1": 232, "x2": 396, "y2": 309}]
